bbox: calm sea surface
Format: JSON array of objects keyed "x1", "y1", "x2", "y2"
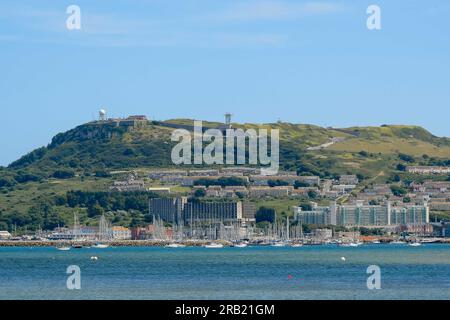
[{"x1": 0, "y1": 244, "x2": 449, "y2": 300}]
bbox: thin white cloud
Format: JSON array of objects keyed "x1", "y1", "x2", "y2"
[
  {"x1": 0, "y1": 34, "x2": 22, "y2": 42},
  {"x1": 213, "y1": 1, "x2": 345, "y2": 21},
  {"x1": 0, "y1": 1, "x2": 343, "y2": 47}
]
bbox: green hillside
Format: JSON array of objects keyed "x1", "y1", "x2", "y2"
[{"x1": 1, "y1": 119, "x2": 449, "y2": 232}]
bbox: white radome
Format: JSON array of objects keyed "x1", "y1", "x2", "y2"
[{"x1": 99, "y1": 109, "x2": 106, "y2": 116}]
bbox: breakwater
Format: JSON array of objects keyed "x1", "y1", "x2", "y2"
[{"x1": 0, "y1": 240, "x2": 229, "y2": 247}]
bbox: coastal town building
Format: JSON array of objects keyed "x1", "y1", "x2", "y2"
[
  {"x1": 248, "y1": 186, "x2": 293, "y2": 198},
  {"x1": 339, "y1": 175, "x2": 359, "y2": 185},
  {"x1": 148, "y1": 170, "x2": 188, "y2": 180},
  {"x1": 104, "y1": 115, "x2": 148, "y2": 128},
  {"x1": 396, "y1": 223, "x2": 433, "y2": 236},
  {"x1": 219, "y1": 167, "x2": 261, "y2": 175},
  {"x1": 183, "y1": 201, "x2": 243, "y2": 224},
  {"x1": 110, "y1": 173, "x2": 145, "y2": 192},
  {"x1": 111, "y1": 226, "x2": 132, "y2": 240},
  {"x1": 406, "y1": 166, "x2": 450, "y2": 175},
  {"x1": 249, "y1": 175, "x2": 298, "y2": 186},
  {"x1": 188, "y1": 169, "x2": 220, "y2": 176},
  {"x1": 191, "y1": 185, "x2": 249, "y2": 198},
  {"x1": 296, "y1": 176, "x2": 321, "y2": 186},
  {"x1": 149, "y1": 197, "x2": 256, "y2": 224},
  {"x1": 147, "y1": 187, "x2": 171, "y2": 195},
  {"x1": 0, "y1": 231, "x2": 12, "y2": 240},
  {"x1": 149, "y1": 197, "x2": 188, "y2": 224},
  {"x1": 331, "y1": 184, "x2": 357, "y2": 195},
  {"x1": 294, "y1": 201, "x2": 429, "y2": 227},
  {"x1": 312, "y1": 228, "x2": 333, "y2": 240}
]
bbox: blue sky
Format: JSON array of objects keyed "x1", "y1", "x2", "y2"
[{"x1": 1, "y1": 0, "x2": 449, "y2": 166}]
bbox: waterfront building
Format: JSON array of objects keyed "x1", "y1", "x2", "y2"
[
  {"x1": 335, "y1": 231, "x2": 361, "y2": 241},
  {"x1": 148, "y1": 197, "x2": 188, "y2": 224},
  {"x1": 294, "y1": 201, "x2": 429, "y2": 227},
  {"x1": 78, "y1": 226, "x2": 99, "y2": 240},
  {"x1": 0, "y1": 231, "x2": 12, "y2": 240},
  {"x1": 242, "y1": 201, "x2": 256, "y2": 223},
  {"x1": 312, "y1": 228, "x2": 333, "y2": 240},
  {"x1": 183, "y1": 201, "x2": 243, "y2": 224},
  {"x1": 148, "y1": 197, "x2": 255, "y2": 225},
  {"x1": 295, "y1": 202, "x2": 333, "y2": 225},
  {"x1": 396, "y1": 223, "x2": 433, "y2": 235},
  {"x1": 111, "y1": 226, "x2": 132, "y2": 240}
]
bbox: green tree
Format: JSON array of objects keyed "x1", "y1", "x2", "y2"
[
  {"x1": 294, "y1": 180, "x2": 309, "y2": 189},
  {"x1": 307, "y1": 190, "x2": 319, "y2": 199},
  {"x1": 194, "y1": 188, "x2": 206, "y2": 197},
  {"x1": 256, "y1": 207, "x2": 276, "y2": 223},
  {"x1": 390, "y1": 185, "x2": 407, "y2": 197},
  {"x1": 88, "y1": 204, "x2": 104, "y2": 218}
]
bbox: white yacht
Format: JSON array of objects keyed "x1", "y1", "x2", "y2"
[
  {"x1": 271, "y1": 241, "x2": 287, "y2": 247},
  {"x1": 409, "y1": 242, "x2": 422, "y2": 247},
  {"x1": 204, "y1": 243, "x2": 224, "y2": 249},
  {"x1": 56, "y1": 246, "x2": 71, "y2": 251},
  {"x1": 93, "y1": 243, "x2": 109, "y2": 249},
  {"x1": 166, "y1": 243, "x2": 186, "y2": 248}
]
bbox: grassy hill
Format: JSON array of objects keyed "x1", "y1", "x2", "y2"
[{"x1": 1, "y1": 119, "x2": 449, "y2": 232}]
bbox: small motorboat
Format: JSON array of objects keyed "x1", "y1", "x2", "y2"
[
  {"x1": 291, "y1": 243, "x2": 303, "y2": 247},
  {"x1": 409, "y1": 242, "x2": 422, "y2": 247},
  {"x1": 341, "y1": 242, "x2": 361, "y2": 247},
  {"x1": 271, "y1": 242, "x2": 287, "y2": 247},
  {"x1": 71, "y1": 244, "x2": 83, "y2": 249},
  {"x1": 204, "y1": 243, "x2": 224, "y2": 249},
  {"x1": 234, "y1": 243, "x2": 248, "y2": 248},
  {"x1": 56, "y1": 246, "x2": 71, "y2": 251},
  {"x1": 93, "y1": 243, "x2": 109, "y2": 249},
  {"x1": 165, "y1": 243, "x2": 186, "y2": 248},
  {"x1": 390, "y1": 240, "x2": 406, "y2": 245}
]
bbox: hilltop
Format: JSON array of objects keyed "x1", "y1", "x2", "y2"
[
  {"x1": 1, "y1": 118, "x2": 450, "y2": 232},
  {"x1": 5, "y1": 119, "x2": 450, "y2": 177}
]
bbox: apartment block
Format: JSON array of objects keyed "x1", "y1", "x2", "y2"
[{"x1": 294, "y1": 201, "x2": 429, "y2": 227}]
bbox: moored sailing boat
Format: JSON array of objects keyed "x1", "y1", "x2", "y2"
[{"x1": 94, "y1": 214, "x2": 112, "y2": 248}]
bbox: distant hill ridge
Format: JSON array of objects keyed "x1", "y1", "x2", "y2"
[{"x1": 7, "y1": 119, "x2": 450, "y2": 179}]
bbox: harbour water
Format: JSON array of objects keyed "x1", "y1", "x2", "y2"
[{"x1": 0, "y1": 244, "x2": 449, "y2": 300}]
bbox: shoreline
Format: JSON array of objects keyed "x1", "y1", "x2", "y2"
[
  {"x1": 0, "y1": 240, "x2": 218, "y2": 247},
  {"x1": 0, "y1": 239, "x2": 449, "y2": 247}
]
